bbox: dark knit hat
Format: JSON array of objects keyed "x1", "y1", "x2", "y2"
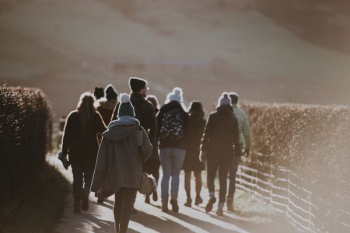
[
  {"x1": 105, "y1": 84, "x2": 118, "y2": 101},
  {"x1": 118, "y1": 94, "x2": 135, "y2": 117},
  {"x1": 94, "y1": 87, "x2": 104, "y2": 100},
  {"x1": 129, "y1": 77, "x2": 147, "y2": 92}
]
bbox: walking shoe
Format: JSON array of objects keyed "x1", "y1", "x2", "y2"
[
  {"x1": 184, "y1": 198, "x2": 192, "y2": 207},
  {"x1": 170, "y1": 199, "x2": 179, "y2": 213},
  {"x1": 81, "y1": 188, "x2": 90, "y2": 211},
  {"x1": 216, "y1": 208, "x2": 224, "y2": 216},
  {"x1": 152, "y1": 191, "x2": 158, "y2": 202},
  {"x1": 227, "y1": 198, "x2": 234, "y2": 212},
  {"x1": 205, "y1": 197, "x2": 217, "y2": 213},
  {"x1": 145, "y1": 195, "x2": 150, "y2": 204},
  {"x1": 195, "y1": 196, "x2": 203, "y2": 206},
  {"x1": 97, "y1": 198, "x2": 104, "y2": 204},
  {"x1": 162, "y1": 202, "x2": 169, "y2": 213},
  {"x1": 73, "y1": 200, "x2": 81, "y2": 213}
]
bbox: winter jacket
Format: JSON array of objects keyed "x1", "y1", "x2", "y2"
[
  {"x1": 96, "y1": 98, "x2": 117, "y2": 126},
  {"x1": 201, "y1": 105, "x2": 241, "y2": 159},
  {"x1": 182, "y1": 114, "x2": 206, "y2": 171},
  {"x1": 233, "y1": 104, "x2": 251, "y2": 150},
  {"x1": 112, "y1": 92, "x2": 157, "y2": 141},
  {"x1": 157, "y1": 101, "x2": 191, "y2": 150},
  {"x1": 148, "y1": 107, "x2": 160, "y2": 161},
  {"x1": 61, "y1": 111, "x2": 107, "y2": 165},
  {"x1": 90, "y1": 116, "x2": 153, "y2": 198}
]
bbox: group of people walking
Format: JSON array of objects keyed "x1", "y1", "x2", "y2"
[{"x1": 60, "y1": 77, "x2": 250, "y2": 233}]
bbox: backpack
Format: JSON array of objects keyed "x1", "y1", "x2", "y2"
[{"x1": 160, "y1": 109, "x2": 184, "y2": 142}]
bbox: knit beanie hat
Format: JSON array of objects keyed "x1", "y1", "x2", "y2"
[
  {"x1": 218, "y1": 93, "x2": 231, "y2": 107},
  {"x1": 166, "y1": 87, "x2": 183, "y2": 103},
  {"x1": 117, "y1": 94, "x2": 135, "y2": 117},
  {"x1": 105, "y1": 84, "x2": 118, "y2": 101},
  {"x1": 129, "y1": 77, "x2": 147, "y2": 92}
]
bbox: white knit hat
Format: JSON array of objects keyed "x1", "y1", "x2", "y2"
[
  {"x1": 166, "y1": 87, "x2": 183, "y2": 103},
  {"x1": 217, "y1": 92, "x2": 231, "y2": 107}
]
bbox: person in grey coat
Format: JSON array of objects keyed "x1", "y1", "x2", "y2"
[{"x1": 91, "y1": 93, "x2": 153, "y2": 233}]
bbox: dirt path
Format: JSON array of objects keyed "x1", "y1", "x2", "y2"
[{"x1": 47, "y1": 155, "x2": 293, "y2": 233}]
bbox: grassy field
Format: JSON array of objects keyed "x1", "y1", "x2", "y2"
[{"x1": 0, "y1": 0, "x2": 350, "y2": 119}]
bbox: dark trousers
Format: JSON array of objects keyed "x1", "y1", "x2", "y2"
[
  {"x1": 114, "y1": 188, "x2": 138, "y2": 233},
  {"x1": 71, "y1": 162, "x2": 94, "y2": 199},
  {"x1": 207, "y1": 157, "x2": 232, "y2": 203},
  {"x1": 143, "y1": 160, "x2": 160, "y2": 183},
  {"x1": 228, "y1": 156, "x2": 241, "y2": 199}
]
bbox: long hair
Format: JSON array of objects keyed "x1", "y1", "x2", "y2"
[
  {"x1": 189, "y1": 101, "x2": 205, "y2": 118},
  {"x1": 76, "y1": 92, "x2": 96, "y2": 136},
  {"x1": 146, "y1": 95, "x2": 159, "y2": 109}
]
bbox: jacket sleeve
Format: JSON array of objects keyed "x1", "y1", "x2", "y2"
[
  {"x1": 110, "y1": 102, "x2": 120, "y2": 123},
  {"x1": 91, "y1": 138, "x2": 108, "y2": 192},
  {"x1": 242, "y1": 113, "x2": 251, "y2": 150},
  {"x1": 61, "y1": 112, "x2": 74, "y2": 156},
  {"x1": 95, "y1": 112, "x2": 107, "y2": 134},
  {"x1": 156, "y1": 110, "x2": 163, "y2": 137},
  {"x1": 147, "y1": 104, "x2": 157, "y2": 142},
  {"x1": 184, "y1": 113, "x2": 193, "y2": 140},
  {"x1": 141, "y1": 127, "x2": 153, "y2": 162},
  {"x1": 232, "y1": 116, "x2": 242, "y2": 157},
  {"x1": 201, "y1": 114, "x2": 213, "y2": 152}
]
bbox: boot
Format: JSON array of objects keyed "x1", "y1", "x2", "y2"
[
  {"x1": 97, "y1": 192, "x2": 104, "y2": 204},
  {"x1": 216, "y1": 202, "x2": 225, "y2": 216},
  {"x1": 184, "y1": 198, "x2": 192, "y2": 207},
  {"x1": 170, "y1": 194, "x2": 179, "y2": 213},
  {"x1": 195, "y1": 194, "x2": 203, "y2": 206},
  {"x1": 145, "y1": 195, "x2": 150, "y2": 204},
  {"x1": 152, "y1": 191, "x2": 158, "y2": 202},
  {"x1": 227, "y1": 198, "x2": 234, "y2": 212},
  {"x1": 162, "y1": 201, "x2": 169, "y2": 213},
  {"x1": 205, "y1": 197, "x2": 217, "y2": 213},
  {"x1": 81, "y1": 188, "x2": 90, "y2": 211},
  {"x1": 73, "y1": 198, "x2": 81, "y2": 213}
]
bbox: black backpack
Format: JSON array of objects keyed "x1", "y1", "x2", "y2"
[{"x1": 160, "y1": 109, "x2": 184, "y2": 142}]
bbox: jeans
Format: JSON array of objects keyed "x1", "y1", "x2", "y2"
[
  {"x1": 207, "y1": 157, "x2": 232, "y2": 204},
  {"x1": 228, "y1": 155, "x2": 241, "y2": 199},
  {"x1": 159, "y1": 148, "x2": 186, "y2": 202},
  {"x1": 114, "y1": 188, "x2": 138, "y2": 233},
  {"x1": 71, "y1": 162, "x2": 94, "y2": 199}
]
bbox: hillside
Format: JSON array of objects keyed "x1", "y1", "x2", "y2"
[{"x1": 0, "y1": 0, "x2": 349, "y2": 118}]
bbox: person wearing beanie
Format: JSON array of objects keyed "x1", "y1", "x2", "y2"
[
  {"x1": 182, "y1": 101, "x2": 206, "y2": 207},
  {"x1": 157, "y1": 87, "x2": 191, "y2": 213},
  {"x1": 111, "y1": 77, "x2": 156, "y2": 214},
  {"x1": 226, "y1": 92, "x2": 251, "y2": 211},
  {"x1": 143, "y1": 95, "x2": 161, "y2": 204},
  {"x1": 91, "y1": 93, "x2": 153, "y2": 233},
  {"x1": 94, "y1": 87, "x2": 105, "y2": 100},
  {"x1": 200, "y1": 92, "x2": 241, "y2": 216},
  {"x1": 96, "y1": 84, "x2": 119, "y2": 126}
]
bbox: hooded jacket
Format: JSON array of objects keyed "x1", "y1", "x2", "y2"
[
  {"x1": 90, "y1": 116, "x2": 153, "y2": 198},
  {"x1": 201, "y1": 105, "x2": 241, "y2": 159},
  {"x1": 96, "y1": 98, "x2": 118, "y2": 126},
  {"x1": 233, "y1": 104, "x2": 251, "y2": 150}
]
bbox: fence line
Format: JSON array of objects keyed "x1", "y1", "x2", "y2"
[{"x1": 236, "y1": 158, "x2": 350, "y2": 233}]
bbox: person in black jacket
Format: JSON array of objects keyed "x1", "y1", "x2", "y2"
[
  {"x1": 200, "y1": 93, "x2": 241, "y2": 216},
  {"x1": 61, "y1": 92, "x2": 107, "y2": 213},
  {"x1": 182, "y1": 101, "x2": 206, "y2": 207},
  {"x1": 144, "y1": 95, "x2": 161, "y2": 204},
  {"x1": 157, "y1": 87, "x2": 191, "y2": 213}
]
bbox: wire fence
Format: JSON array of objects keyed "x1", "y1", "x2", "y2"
[{"x1": 236, "y1": 153, "x2": 350, "y2": 233}]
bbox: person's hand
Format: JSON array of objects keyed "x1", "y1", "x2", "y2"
[
  {"x1": 58, "y1": 152, "x2": 70, "y2": 170},
  {"x1": 199, "y1": 151, "x2": 207, "y2": 163}
]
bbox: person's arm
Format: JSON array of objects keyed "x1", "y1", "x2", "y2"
[
  {"x1": 95, "y1": 112, "x2": 107, "y2": 134},
  {"x1": 90, "y1": 138, "x2": 108, "y2": 192},
  {"x1": 242, "y1": 113, "x2": 251, "y2": 150},
  {"x1": 156, "y1": 110, "x2": 163, "y2": 137},
  {"x1": 232, "y1": 116, "x2": 242, "y2": 157},
  {"x1": 141, "y1": 127, "x2": 153, "y2": 162},
  {"x1": 201, "y1": 114, "x2": 213, "y2": 152},
  {"x1": 110, "y1": 102, "x2": 120, "y2": 123},
  {"x1": 148, "y1": 104, "x2": 157, "y2": 141},
  {"x1": 61, "y1": 112, "x2": 74, "y2": 156}
]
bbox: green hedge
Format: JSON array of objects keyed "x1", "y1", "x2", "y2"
[{"x1": 0, "y1": 85, "x2": 52, "y2": 228}]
